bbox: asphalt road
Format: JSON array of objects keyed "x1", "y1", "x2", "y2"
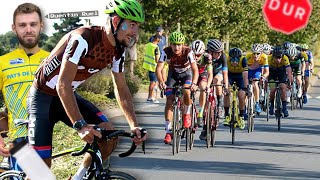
[{"x1": 108, "y1": 79, "x2": 320, "y2": 180}]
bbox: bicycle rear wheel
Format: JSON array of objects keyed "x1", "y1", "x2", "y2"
[
  {"x1": 172, "y1": 106, "x2": 178, "y2": 155},
  {"x1": 189, "y1": 104, "x2": 196, "y2": 150},
  {"x1": 231, "y1": 101, "x2": 236, "y2": 144},
  {"x1": 0, "y1": 170, "x2": 26, "y2": 180},
  {"x1": 176, "y1": 107, "x2": 183, "y2": 154},
  {"x1": 107, "y1": 171, "x2": 137, "y2": 180},
  {"x1": 211, "y1": 106, "x2": 217, "y2": 147},
  {"x1": 266, "y1": 87, "x2": 270, "y2": 121},
  {"x1": 247, "y1": 96, "x2": 253, "y2": 133},
  {"x1": 275, "y1": 90, "x2": 282, "y2": 131}
]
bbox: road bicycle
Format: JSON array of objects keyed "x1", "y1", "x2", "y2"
[
  {"x1": 202, "y1": 84, "x2": 223, "y2": 148},
  {"x1": 189, "y1": 89, "x2": 199, "y2": 150},
  {"x1": 162, "y1": 85, "x2": 191, "y2": 155},
  {"x1": 260, "y1": 80, "x2": 270, "y2": 121},
  {"x1": 268, "y1": 80, "x2": 288, "y2": 131},
  {"x1": 226, "y1": 82, "x2": 240, "y2": 144},
  {"x1": 0, "y1": 120, "x2": 146, "y2": 180},
  {"x1": 246, "y1": 79, "x2": 261, "y2": 133}
]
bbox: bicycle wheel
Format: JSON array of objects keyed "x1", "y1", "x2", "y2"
[
  {"x1": 211, "y1": 105, "x2": 217, "y2": 147},
  {"x1": 185, "y1": 127, "x2": 189, "y2": 152},
  {"x1": 247, "y1": 96, "x2": 252, "y2": 133},
  {"x1": 290, "y1": 90, "x2": 294, "y2": 111},
  {"x1": 176, "y1": 107, "x2": 183, "y2": 154},
  {"x1": 172, "y1": 105, "x2": 178, "y2": 155},
  {"x1": 266, "y1": 87, "x2": 270, "y2": 121},
  {"x1": 205, "y1": 102, "x2": 212, "y2": 148},
  {"x1": 107, "y1": 171, "x2": 136, "y2": 180},
  {"x1": 275, "y1": 89, "x2": 281, "y2": 131},
  {"x1": 189, "y1": 104, "x2": 196, "y2": 150},
  {"x1": 0, "y1": 170, "x2": 26, "y2": 180},
  {"x1": 231, "y1": 101, "x2": 236, "y2": 145}
]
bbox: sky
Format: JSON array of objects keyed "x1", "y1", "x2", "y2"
[{"x1": 0, "y1": 0, "x2": 109, "y2": 36}]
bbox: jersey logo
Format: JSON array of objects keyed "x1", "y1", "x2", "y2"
[
  {"x1": 10, "y1": 58, "x2": 24, "y2": 65},
  {"x1": 44, "y1": 56, "x2": 61, "y2": 76},
  {"x1": 88, "y1": 68, "x2": 100, "y2": 74}
]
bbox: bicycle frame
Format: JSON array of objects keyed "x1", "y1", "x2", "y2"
[
  {"x1": 246, "y1": 78, "x2": 260, "y2": 133},
  {"x1": 228, "y1": 82, "x2": 239, "y2": 144}
]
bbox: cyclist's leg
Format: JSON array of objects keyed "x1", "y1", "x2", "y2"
[
  {"x1": 303, "y1": 68, "x2": 310, "y2": 103},
  {"x1": 295, "y1": 64, "x2": 303, "y2": 97},
  {"x1": 197, "y1": 73, "x2": 207, "y2": 120},
  {"x1": 279, "y1": 71, "x2": 289, "y2": 116},
  {"x1": 250, "y1": 68, "x2": 262, "y2": 112},
  {"x1": 212, "y1": 70, "x2": 223, "y2": 117},
  {"x1": 268, "y1": 71, "x2": 277, "y2": 115},
  {"x1": 164, "y1": 70, "x2": 175, "y2": 143},
  {"x1": 223, "y1": 73, "x2": 233, "y2": 125},
  {"x1": 236, "y1": 75, "x2": 246, "y2": 117},
  {"x1": 147, "y1": 71, "x2": 158, "y2": 102},
  {"x1": 181, "y1": 69, "x2": 193, "y2": 128},
  {"x1": 70, "y1": 92, "x2": 116, "y2": 179},
  {"x1": 27, "y1": 86, "x2": 57, "y2": 168}
]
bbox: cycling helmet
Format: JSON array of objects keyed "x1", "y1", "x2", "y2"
[
  {"x1": 251, "y1": 43, "x2": 263, "y2": 53},
  {"x1": 191, "y1": 40, "x2": 205, "y2": 55},
  {"x1": 262, "y1": 43, "x2": 272, "y2": 54},
  {"x1": 207, "y1": 39, "x2": 223, "y2": 52},
  {"x1": 105, "y1": 0, "x2": 145, "y2": 23},
  {"x1": 300, "y1": 43, "x2": 309, "y2": 50},
  {"x1": 272, "y1": 46, "x2": 283, "y2": 57},
  {"x1": 283, "y1": 41, "x2": 292, "y2": 49},
  {"x1": 229, "y1": 48, "x2": 242, "y2": 58},
  {"x1": 169, "y1": 31, "x2": 185, "y2": 44},
  {"x1": 286, "y1": 47, "x2": 297, "y2": 57}
]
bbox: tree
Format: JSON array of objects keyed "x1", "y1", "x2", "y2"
[{"x1": 42, "y1": 17, "x2": 83, "y2": 52}]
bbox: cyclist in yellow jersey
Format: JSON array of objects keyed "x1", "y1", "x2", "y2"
[
  {"x1": 300, "y1": 44, "x2": 313, "y2": 104},
  {"x1": 223, "y1": 48, "x2": 247, "y2": 129},
  {"x1": 243, "y1": 43, "x2": 269, "y2": 114},
  {"x1": 268, "y1": 47, "x2": 293, "y2": 117},
  {"x1": 0, "y1": 3, "x2": 49, "y2": 171}
]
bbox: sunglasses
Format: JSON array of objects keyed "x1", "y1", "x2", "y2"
[
  {"x1": 213, "y1": 51, "x2": 222, "y2": 55},
  {"x1": 253, "y1": 52, "x2": 261, "y2": 55},
  {"x1": 195, "y1": 54, "x2": 202, "y2": 58}
]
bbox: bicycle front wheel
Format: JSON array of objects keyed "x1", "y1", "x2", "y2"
[
  {"x1": 0, "y1": 170, "x2": 26, "y2": 180},
  {"x1": 204, "y1": 102, "x2": 212, "y2": 148},
  {"x1": 107, "y1": 171, "x2": 137, "y2": 180}
]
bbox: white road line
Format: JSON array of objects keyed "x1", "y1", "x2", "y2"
[
  {"x1": 307, "y1": 94, "x2": 312, "y2": 99},
  {"x1": 316, "y1": 96, "x2": 320, "y2": 99}
]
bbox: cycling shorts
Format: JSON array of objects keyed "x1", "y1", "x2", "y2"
[
  {"x1": 248, "y1": 67, "x2": 262, "y2": 80},
  {"x1": 269, "y1": 68, "x2": 287, "y2": 83},
  {"x1": 197, "y1": 72, "x2": 208, "y2": 85},
  {"x1": 27, "y1": 86, "x2": 109, "y2": 159},
  {"x1": 228, "y1": 73, "x2": 245, "y2": 90},
  {"x1": 291, "y1": 63, "x2": 302, "y2": 75},
  {"x1": 166, "y1": 69, "x2": 192, "y2": 96},
  {"x1": 305, "y1": 70, "x2": 311, "y2": 77}
]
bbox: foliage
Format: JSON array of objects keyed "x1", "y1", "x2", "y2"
[{"x1": 77, "y1": 90, "x2": 117, "y2": 109}]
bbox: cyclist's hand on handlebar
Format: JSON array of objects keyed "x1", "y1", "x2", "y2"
[
  {"x1": 190, "y1": 83, "x2": 198, "y2": 91},
  {"x1": 77, "y1": 124, "x2": 102, "y2": 144},
  {"x1": 159, "y1": 82, "x2": 166, "y2": 90},
  {"x1": 205, "y1": 86, "x2": 211, "y2": 93},
  {"x1": 131, "y1": 127, "x2": 147, "y2": 145}
]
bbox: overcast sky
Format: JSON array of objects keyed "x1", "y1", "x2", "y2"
[{"x1": 0, "y1": 0, "x2": 108, "y2": 36}]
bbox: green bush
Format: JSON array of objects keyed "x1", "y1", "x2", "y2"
[
  {"x1": 77, "y1": 90, "x2": 117, "y2": 109},
  {"x1": 78, "y1": 69, "x2": 111, "y2": 94},
  {"x1": 106, "y1": 72, "x2": 141, "y2": 98}
]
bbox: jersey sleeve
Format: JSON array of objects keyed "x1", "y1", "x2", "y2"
[
  {"x1": 221, "y1": 53, "x2": 228, "y2": 71},
  {"x1": 262, "y1": 54, "x2": 269, "y2": 68},
  {"x1": 188, "y1": 51, "x2": 196, "y2": 64},
  {"x1": 62, "y1": 33, "x2": 88, "y2": 65},
  {"x1": 159, "y1": 50, "x2": 167, "y2": 63},
  {"x1": 283, "y1": 55, "x2": 290, "y2": 68},
  {"x1": 111, "y1": 51, "x2": 125, "y2": 73},
  {"x1": 241, "y1": 56, "x2": 248, "y2": 68}
]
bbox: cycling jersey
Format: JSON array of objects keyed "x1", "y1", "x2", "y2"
[
  {"x1": 197, "y1": 53, "x2": 213, "y2": 74},
  {"x1": 212, "y1": 52, "x2": 228, "y2": 75},
  {"x1": 227, "y1": 56, "x2": 247, "y2": 73},
  {"x1": 159, "y1": 46, "x2": 196, "y2": 73},
  {"x1": 34, "y1": 26, "x2": 125, "y2": 96},
  {"x1": 305, "y1": 50, "x2": 313, "y2": 63},
  {"x1": 268, "y1": 55, "x2": 290, "y2": 69},
  {"x1": 0, "y1": 48, "x2": 49, "y2": 139},
  {"x1": 244, "y1": 53, "x2": 269, "y2": 71}
]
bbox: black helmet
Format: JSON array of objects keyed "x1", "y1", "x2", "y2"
[
  {"x1": 207, "y1": 39, "x2": 223, "y2": 52},
  {"x1": 272, "y1": 46, "x2": 283, "y2": 57},
  {"x1": 283, "y1": 41, "x2": 292, "y2": 50},
  {"x1": 229, "y1": 48, "x2": 242, "y2": 58}
]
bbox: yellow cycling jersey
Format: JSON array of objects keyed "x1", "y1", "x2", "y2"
[
  {"x1": 227, "y1": 56, "x2": 247, "y2": 73},
  {"x1": 268, "y1": 55, "x2": 290, "y2": 69},
  {"x1": 244, "y1": 53, "x2": 268, "y2": 71},
  {"x1": 0, "y1": 48, "x2": 49, "y2": 138}
]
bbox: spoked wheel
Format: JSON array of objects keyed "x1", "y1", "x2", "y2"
[
  {"x1": 266, "y1": 88, "x2": 270, "y2": 122},
  {"x1": 205, "y1": 102, "x2": 212, "y2": 148},
  {"x1": 0, "y1": 170, "x2": 26, "y2": 180},
  {"x1": 185, "y1": 127, "x2": 190, "y2": 152},
  {"x1": 247, "y1": 96, "x2": 253, "y2": 133},
  {"x1": 290, "y1": 93, "x2": 295, "y2": 111},
  {"x1": 107, "y1": 171, "x2": 137, "y2": 180},
  {"x1": 172, "y1": 106, "x2": 178, "y2": 155},
  {"x1": 276, "y1": 90, "x2": 282, "y2": 131},
  {"x1": 211, "y1": 107, "x2": 218, "y2": 147},
  {"x1": 189, "y1": 105, "x2": 197, "y2": 150},
  {"x1": 176, "y1": 118, "x2": 182, "y2": 154}
]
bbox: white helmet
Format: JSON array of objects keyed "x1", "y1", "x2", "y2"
[
  {"x1": 262, "y1": 43, "x2": 272, "y2": 54},
  {"x1": 251, "y1": 43, "x2": 263, "y2": 53},
  {"x1": 191, "y1": 40, "x2": 205, "y2": 55}
]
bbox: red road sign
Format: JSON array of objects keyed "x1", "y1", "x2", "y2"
[{"x1": 263, "y1": 0, "x2": 312, "y2": 34}]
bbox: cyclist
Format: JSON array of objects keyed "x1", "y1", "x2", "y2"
[
  {"x1": 244, "y1": 43, "x2": 269, "y2": 114},
  {"x1": 190, "y1": 40, "x2": 213, "y2": 127},
  {"x1": 156, "y1": 31, "x2": 199, "y2": 144},
  {"x1": 199, "y1": 39, "x2": 228, "y2": 141},
  {"x1": 287, "y1": 47, "x2": 305, "y2": 99},
  {"x1": 27, "y1": 1, "x2": 146, "y2": 180},
  {"x1": 300, "y1": 44, "x2": 313, "y2": 104},
  {"x1": 268, "y1": 47, "x2": 293, "y2": 117},
  {"x1": 0, "y1": 3, "x2": 49, "y2": 171},
  {"x1": 223, "y1": 48, "x2": 247, "y2": 129}
]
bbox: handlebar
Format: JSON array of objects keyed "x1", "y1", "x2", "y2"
[{"x1": 71, "y1": 128, "x2": 147, "y2": 158}]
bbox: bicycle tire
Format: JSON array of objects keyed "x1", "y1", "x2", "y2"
[
  {"x1": 266, "y1": 88, "x2": 270, "y2": 121},
  {"x1": 189, "y1": 105, "x2": 196, "y2": 150},
  {"x1": 107, "y1": 171, "x2": 136, "y2": 180},
  {"x1": 211, "y1": 105, "x2": 217, "y2": 147},
  {"x1": 172, "y1": 105, "x2": 178, "y2": 155},
  {"x1": 185, "y1": 127, "x2": 189, "y2": 152},
  {"x1": 176, "y1": 106, "x2": 182, "y2": 154},
  {"x1": 276, "y1": 89, "x2": 281, "y2": 131},
  {"x1": 205, "y1": 102, "x2": 212, "y2": 148},
  {"x1": 247, "y1": 96, "x2": 252, "y2": 133},
  {"x1": 0, "y1": 170, "x2": 26, "y2": 180},
  {"x1": 231, "y1": 100, "x2": 236, "y2": 145}
]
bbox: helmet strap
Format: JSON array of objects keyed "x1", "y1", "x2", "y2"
[{"x1": 110, "y1": 16, "x2": 125, "y2": 50}]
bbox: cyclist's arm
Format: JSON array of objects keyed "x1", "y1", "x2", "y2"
[
  {"x1": 188, "y1": 51, "x2": 199, "y2": 84},
  {"x1": 155, "y1": 47, "x2": 160, "y2": 63},
  {"x1": 286, "y1": 66, "x2": 293, "y2": 84},
  {"x1": 156, "y1": 50, "x2": 166, "y2": 86},
  {"x1": 207, "y1": 64, "x2": 213, "y2": 88},
  {"x1": 222, "y1": 53, "x2": 228, "y2": 88},
  {"x1": 112, "y1": 71, "x2": 139, "y2": 130},
  {"x1": 242, "y1": 70, "x2": 248, "y2": 87},
  {"x1": 262, "y1": 55, "x2": 269, "y2": 78}
]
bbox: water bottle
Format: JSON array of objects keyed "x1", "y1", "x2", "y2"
[{"x1": 10, "y1": 139, "x2": 56, "y2": 180}]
